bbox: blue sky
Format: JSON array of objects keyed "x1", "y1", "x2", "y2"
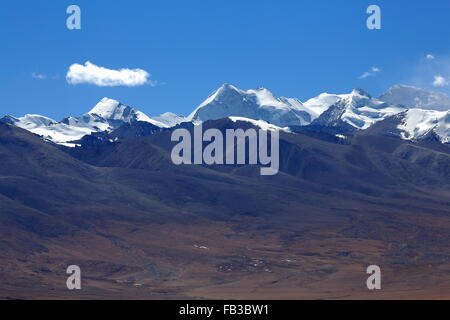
[{"x1": 1, "y1": 0, "x2": 450, "y2": 120}]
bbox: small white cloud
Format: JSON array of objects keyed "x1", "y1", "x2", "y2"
[
  {"x1": 32, "y1": 72, "x2": 46, "y2": 80},
  {"x1": 426, "y1": 54, "x2": 435, "y2": 60},
  {"x1": 359, "y1": 67, "x2": 381, "y2": 79},
  {"x1": 433, "y1": 75, "x2": 448, "y2": 87},
  {"x1": 66, "y1": 61, "x2": 151, "y2": 87}
]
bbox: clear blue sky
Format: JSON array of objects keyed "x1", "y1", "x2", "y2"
[{"x1": 1, "y1": 0, "x2": 449, "y2": 120}]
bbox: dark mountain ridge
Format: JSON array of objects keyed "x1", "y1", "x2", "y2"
[{"x1": 1, "y1": 120, "x2": 450, "y2": 299}]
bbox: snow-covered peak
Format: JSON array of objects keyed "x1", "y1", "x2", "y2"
[
  {"x1": 302, "y1": 89, "x2": 372, "y2": 118},
  {"x1": 1, "y1": 97, "x2": 168, "y2": 146},
  {"x1": 379, "y1": 84, "x2": 450, "y2": 111},
  {"x1": 9, "y1": 114, "x2": 58, "y2": 129},
  {"x1": 193, "y1": 84, "x2": 243, "y2": 112},
  {"x1": 151, "y1": 112, "x2": 187, "y2": 127},
  {"x1": 350, "y1": 88, "x2": 372, "y2": 99},
  {"x1": 312, "y1": 89, "x2": 407, "y2": 130},
  {"x1": 188, "y1": 84, "x2": 316, "y2": 127},
  {"x1": 303, "y1": 93, "x2": 347, "y2": 115},
  {"x1": 397, "y1": 109, "x2": 450, "y2": 143},
  {"x1": 87, "y1": 97, "x2": 122, "y2": 117},
  {"x1": 2, "y1": 113, "x2": 99, "y2": 146},
  {"x1": 87, "y1": 97, "x2": 167, "y2": 128},
  {"x1": 344, "y1": 88, "x2": 385, "y2": 109},
  {"x1": 246, "y1": 87, "x2": 293, "y2": 110},
  {"x1": 4, "y1": 84, "x2": 450, "y2": 147}
]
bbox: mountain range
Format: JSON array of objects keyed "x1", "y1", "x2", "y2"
[
  {"x1": 2, "y1": 84, "x2": 450, "y2": 146},
  {"x1": 1, "y1": 83, "x2": 450, "y2": 299}
]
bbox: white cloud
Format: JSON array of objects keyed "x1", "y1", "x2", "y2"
[
  {"x1": 433, "y1": 75, "x2": 448, "y2": 87},
  {"x1": 32, "y1": 72, "x2": 46, "y2": 80},
  {"x1": 359, "y1": 67, "x2": 381, "y2": 79},
  {"x1": 66, "y1": 61, "x2": 151, "y2": 87},
  {"x1": 426, "y1": 54, "x2": 435, "y2": 60}
]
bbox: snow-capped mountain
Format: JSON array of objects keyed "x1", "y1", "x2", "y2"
[
  {"x1": 379, "y1": 84, "x2": 450, "y2": 111},
  {"x1": 188, "y1": 84, "x2": 320, "y2": 127},
  {"x1": 2, "y1": 113, "x2": 103, "y2": 147},
  {"x1": 151, "y1": 112, "x2": 187, "y2": 127},
  {"x1": 1, "y1": 98, "x2": 168, "y2": 146},
  {"x1": 3, "y1": 84, "x2": 450, "y2": 147},
  {"x1": 311, "y1": 88, "x2": 407, "y2": 131},
  {"x1": 396, "y1": 109, "x2": 450, "y2": 143},
  {"x1": 84, "y1": 97, "x2": 168, "y2": 128},
  {"x1": 303, "y1": 92, "x2": 347, "y2": 115},
  {"x1": 1, "y1": 114, "x2": 57, "y2": 128}
]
